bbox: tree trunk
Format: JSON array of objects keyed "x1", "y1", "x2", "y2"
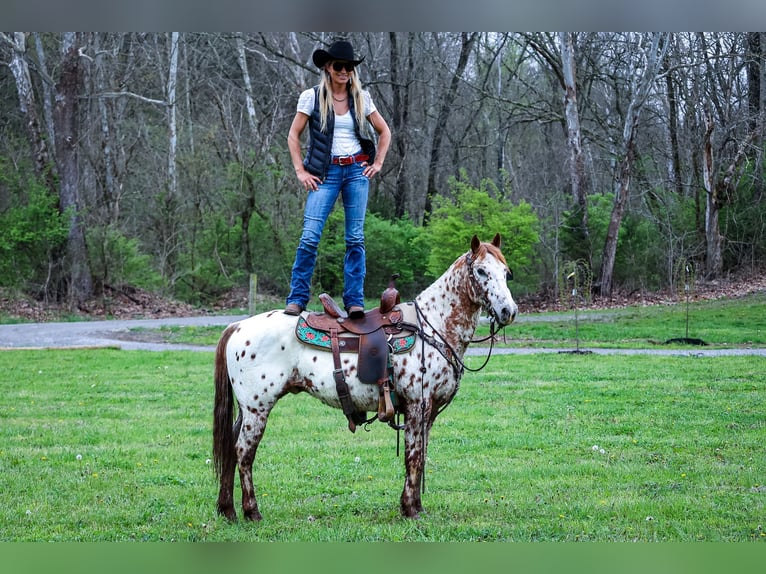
[
  {"x1": 600, "y1": 144, "x2": 635, "y2": 298},
  {"x1": 54, "y1": 32, "x2": 93, "y2": 304},
  {"x1": 663, "y1": 47, "x2": 683, "y2": 197},
  {"x1": 235, "y1": 32, "x2": 256, "y2": 271},
  {"x1": 237, "y1": 32, "x2": 258, "y2": 137},
  {"x1": 599, "y1": 33, "x2": 668, "y2": 298},
  {"x1": 91, "y1": 33, "x2": 122, "y2": 223},
  {"x1": 167, "y1": 32, "x2": 179, "y2": 199},
  {"x1": 747, "y1": 32, "x2": 763, "y2": 200},
  {"x1": 33, "y1": 33, "x2": 57, "y2": 157},
  {"x1": 560, "y1": 32, "x2": 590, "y2": 259},
  {"x1": 2, "y1": 32, "x2": 56, "y2": 189},
  {"x1": 703, "y1": 108, "x2": 762, "y2": 279},
  {"x1": 423, "y1": 32, "x2": 477, "y2": 224},
  {"x1": 389, "y1": 32, "x2": 414, "y2": 219}
]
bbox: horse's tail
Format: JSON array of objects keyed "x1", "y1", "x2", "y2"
[{"x1": 213, "y1": 323, "x2": 240, "y2": 483}]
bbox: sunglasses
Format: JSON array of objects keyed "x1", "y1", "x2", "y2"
[{"x1": 331, "y1": 61, "x2": 355, "y2": 72}]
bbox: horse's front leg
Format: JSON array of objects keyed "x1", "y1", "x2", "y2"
[
  {"x1": 236, "y1": 408, "x2": 268, "y2": 521},
  {"x1": 400, "y1": 399, "x2": 432, "y2": 518}
]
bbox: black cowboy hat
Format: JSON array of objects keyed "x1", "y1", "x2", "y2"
[{"x1": 312, "y1": 40, "x2": 365, "y2": 68}]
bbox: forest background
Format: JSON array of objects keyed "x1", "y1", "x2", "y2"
[{"x1": 0, "y1": 32, "x2": 764, "y2": 311}]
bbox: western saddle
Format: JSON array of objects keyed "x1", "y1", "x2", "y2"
[{"x1": 295, "y1": 276, "x2": 416, "y2": 432}]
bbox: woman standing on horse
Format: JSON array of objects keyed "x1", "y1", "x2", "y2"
[{"x1": 284, "y1": 39, "x2": 391, "y2": 319}]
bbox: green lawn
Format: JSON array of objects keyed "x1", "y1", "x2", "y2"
[{"x1": 1, "y1": 348, "x2": 763, "y2": 541}]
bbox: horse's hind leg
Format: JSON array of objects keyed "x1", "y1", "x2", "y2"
[
  {"x1": 216, "y1": 413, "x2": 242, "y2": 521},
  {"x1": 400, "y1": 399, "x2": 433, "y2": 518},
  {"x1": 236, "y1": 408, "x2": 269, "y2": 521}
]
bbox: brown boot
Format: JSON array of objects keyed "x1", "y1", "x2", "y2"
[
  {"x1": 347, "y1": 305, "x2": 364, "y2": 320},
  {"x1": 284, "y1": 303, "x2": 303, "y2": 316}
]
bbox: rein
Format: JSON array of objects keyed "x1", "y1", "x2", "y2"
[
  {"x1": 411, "y1": 300, "x2": 502, "y2": 378},
  {"x1": 409, "y1": 252, "x2": 505, "y2": 377}
]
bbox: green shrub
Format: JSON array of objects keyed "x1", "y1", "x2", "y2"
[
  {"x1": 87, "y1": 225, "x2": 163, "y2": 292},
  {"x1": 172, "y1": 215, "x2": 246, "y2": 305},
  {"x1": 363, "y1": 214, "x2": 429, "y2": 299},
  {"x1": 313, "y1": 211, "x2": 429, "y2": 301},
  {"x1": 419, "y1": 172, "x2": 539, "y2": 293},
  {"x1": 0, "y1": 160, "x2": 68, "y2": 291}
]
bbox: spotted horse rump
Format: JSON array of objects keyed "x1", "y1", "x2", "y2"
[{"x1": 213, "y1": 234, "x2": 518, "y2": 521}]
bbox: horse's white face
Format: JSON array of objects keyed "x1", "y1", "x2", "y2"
[{"x1": 468, "y1": 235, "x2": 518, "y2": 326}]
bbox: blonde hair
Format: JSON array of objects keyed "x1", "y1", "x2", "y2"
[{"x1": 317, "y1": 68, "x2": 366, "y2": 134}]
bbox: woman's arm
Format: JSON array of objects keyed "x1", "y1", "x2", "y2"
[
  {"x1": 288, "y1": 112, "x2": 322, "y2": 191},
  {"x1": 364, "y1": 110, "x2": 391, "y2": 179}
]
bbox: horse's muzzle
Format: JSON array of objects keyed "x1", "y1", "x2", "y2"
[{"x1": 497, "y1": 304, "x2": 517, "y2": 325}]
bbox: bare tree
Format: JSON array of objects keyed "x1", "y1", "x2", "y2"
[
  {"x1": 663, "y1": 36, "x2": 684, "y2": 197},
  {"x1": 54, "y1": 33, "x2": 93, "y2": 304},
  {"x1": 389, "y1": 32, "x2": 414, "y2": 218},
  {"x1": 747, "y1": 32, "x2": 764, "y2": 199},
  {"x1": 167, "y1": 32, "x2": 180, "y2": 199},
  {"x1": 2, "y1": 32, "x2": 93, "y2": 303},
  {"x1": 703, "y1": 108, "x2": 762, "y2": 278},
  {"x1": 423, "y1": 32, "x2": 477, "y2": 224},
  {"x1": 599, "y1": 33, "x2": 669, "y2": 297},
  {"x1": 560, "y1": 32, "x2": 590, "y2": 260},
  {"x1": 696, "y1": 33, "x2": 762, "y2": 278},
  {"x1": 1, "y1": 33, "x2": 55, "y2": 188}
]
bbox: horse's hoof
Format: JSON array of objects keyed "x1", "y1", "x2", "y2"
[
  {"x1": 244, "y1": 509, "x2": 263, "y2": 521},
  {"x1": 218, "y1": 507, "x2": 237, "y2": 522},
  {"x1": 401, "y1": 506, "x2": 421, "y2": 519}
]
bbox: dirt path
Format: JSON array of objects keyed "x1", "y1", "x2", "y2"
[
  {"x1": 1, "y1": 314, "x2": 765, "y2": 356},
  {"x1": 0, "y1": 315, "x2": 247, "y2": 352}
]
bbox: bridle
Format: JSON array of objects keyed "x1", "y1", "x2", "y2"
[{"x1": 410, "y1": 252, "x2": 509, "y2": 379}]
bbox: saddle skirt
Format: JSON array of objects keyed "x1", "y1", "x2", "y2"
[{"x1": 295, "y1": 302, "x2": 417, "y2": 384}]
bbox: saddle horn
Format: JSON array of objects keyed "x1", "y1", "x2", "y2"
[{"x1": 380, "y1": 274, "x2": 401, "y2": 314}]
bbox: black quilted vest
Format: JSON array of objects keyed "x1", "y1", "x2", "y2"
[{"x1": 304, "y1": 86, "x2": 376, "y2": 178}]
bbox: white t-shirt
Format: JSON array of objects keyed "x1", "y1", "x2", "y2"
[{"x1": 297, "y1": 88, "x2": 377, "y2": 156}]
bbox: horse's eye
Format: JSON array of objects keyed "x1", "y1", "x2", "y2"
[
  {"x1": 506, "y1": 269, "x2": 513, "y2": 282},
  {"x1": 475, "y1": 267, "x2": 487, "y2": 278}
]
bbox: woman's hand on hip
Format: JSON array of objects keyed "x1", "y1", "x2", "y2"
[
  {"x1": 296, "y1": 168, "x2": 321, "y2": 191},
  {"x1": 362, "y1": 161, "x2": 382, "y2": 179}
]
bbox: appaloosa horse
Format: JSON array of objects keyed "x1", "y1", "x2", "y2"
[{"x1": 213, "y1": 234, "x2": 517, "y2": 521}]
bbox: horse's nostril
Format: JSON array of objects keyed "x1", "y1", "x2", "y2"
[{"x1": 501, "y1": 306, "x2": 517, "y2": 324}]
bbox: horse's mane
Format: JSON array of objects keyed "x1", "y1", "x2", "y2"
[{"x1": 477, "y1": 241, "x2": 508, "y2": 265}]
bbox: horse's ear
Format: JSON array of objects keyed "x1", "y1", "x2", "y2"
[
  {"x1": 471, "y1": 235, "x2": 480, "y2": 254},
  {"x1": 492, "y1": 233, "x2": 502, "y2": 248}
]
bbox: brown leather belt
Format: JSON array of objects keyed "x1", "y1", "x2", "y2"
[{"x1": 331, "y1": 153, "x2": 369, "y2": 166}]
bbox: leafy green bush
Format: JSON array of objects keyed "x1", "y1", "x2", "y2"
[
  {"x1": 565, "y1": 193, "x2": 678, "y2": 293},
  {"x1": 313, "y1": 211, "x2": 429, "y2": 301},
  {"x1": 419, "y1": 172, "x2": 539, "y2": 293},
  {"x1": 172, "y1": 215, "x2": 246, "y2": 304},
  {"x1": 363, "y1": 214, "x2": 429, "y2": 299},
  {"x1": 87, "y1": 225, "x2": 162, "y2": 292},
  {"x1": 0, "y1": 160, "x2": 68, "y2": 291}
]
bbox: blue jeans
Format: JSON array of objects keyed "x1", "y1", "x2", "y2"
[{"x1": 287, "y1": 162, "x2": 369, "y2": 310}]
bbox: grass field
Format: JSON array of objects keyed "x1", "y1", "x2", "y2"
[
  {"x1": 1, "y1": 343, "x2": 764, "y2": 541},
  {"x1": 506, "y1": 292, "x2": 766, "y2": 349}
]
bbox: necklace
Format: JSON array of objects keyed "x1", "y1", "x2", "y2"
[{"x1": 332, "y1": 95, "x2": 347, "y2": 102}]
